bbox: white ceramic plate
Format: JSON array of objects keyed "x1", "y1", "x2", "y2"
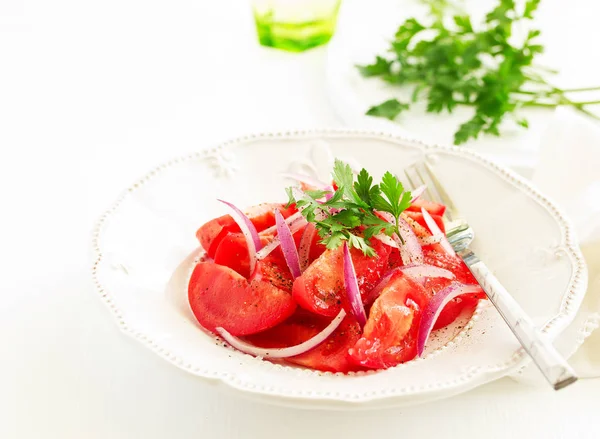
[{"x1": 91, "y1": 130, "x2": 587, "y2": 409}]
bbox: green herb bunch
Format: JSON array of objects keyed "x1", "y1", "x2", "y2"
[
  {"x1": 286, "y1": 160, "x2": 412, "y2": 256},
  {"x1": 359, "y1": 0, "x2": 600, "y2": 144}
]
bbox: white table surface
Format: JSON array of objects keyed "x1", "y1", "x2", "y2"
[{"x1": 1, "y1": 0, "x2": 599, "y2": 438}]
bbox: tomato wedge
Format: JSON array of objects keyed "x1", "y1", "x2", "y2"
[
  {"x1": 214, "y1": 228, "x2": 325, "y2": 279},
  {"x1": 422, "y1": 249, "x2": 486, "y2": 329},
  {"x1": 196, "y1": 215, "x2": 239, "y2": 258},
  {"x1": 407, "y1": 198, "x2": 446, "y2": 216},
  {"x1": 424, "y1": 248, "x2": 479, "y2": 286},
  {"x1": 245, "y1": 311, "x2": 363, "y2": 373},
  {"x1": 349, "y1": 271, "x2": 427, "y2": 369},
  {"x1": 196, "y1": 203, "x2": 297, "y2": 258},
  {"x1": 214, "y1": 234, "x2": 278, "y2": 279},
  {"x1": 386, "y1": 212, "x2": 445, "y2": 270},
  {"x1": 213, "y1": 232, "x2": 255, "y2": 278},
  {"x1": 188, "y1": 262, "x2": 296, "y2": 336},
  {"x1": 189, "y1": 190, "x2": 486, "y2": 372},
  {"x1": 292, "y1": 238, "x2": 391, "y2": 317},
  {"x1": 293, "y1": 227, "x2": 326, "y2": 264},
  {"x1": 431, "y1": 294, "x2": 479, "y2": 330},
  {"x1": 403, "y1": 211, "x2": 445, "y2": 233},
  {"x1": 252, "y1": 254, "x2": 294, "y2": 293},
  {"x1": 387, "y1": 247, "x2": 403, "y2": 270}
]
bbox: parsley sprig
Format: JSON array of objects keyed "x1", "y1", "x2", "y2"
[
  {"x1": 358, "y1": 0, "x2": 600, "y2": 144},
  {"x1": 286, "y1": 160, "x2": 412, "y2": 256}
]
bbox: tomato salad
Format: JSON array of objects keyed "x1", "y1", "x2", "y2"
[{"x1": 188, "y1": 162, "x2": 485, "y2": 372}]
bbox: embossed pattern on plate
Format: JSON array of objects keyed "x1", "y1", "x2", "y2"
[{"x1": 91, "y1": 130, "x2": 587, "y2": 409}]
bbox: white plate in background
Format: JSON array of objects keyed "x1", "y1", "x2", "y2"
[{"x1": 326, "y1": 0, "x2": 600, "y2": 174}]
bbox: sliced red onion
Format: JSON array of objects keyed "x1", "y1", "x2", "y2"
[
  {"x1": 376, "y1": 211, "x2": 395, "y2": 224},
  {"x1": 421, "y1": 207, "x2": 455, "y2": 256},
  {"x1": 343, "y1": 242, "x2": 367, "y2": 327},
  {"x1": 317, "y1": 188, "x2": 336, "y2": 206},
  {"x1": 260, "y1": 211, "x2": 304, "y2": 236},
  {"x1": 374, "y1": 233, "x2": 399, "y2": 248},
  {"x1": 376, "y1": 210, "x2": 423, "y2": 265},
  {"x1": 290, "y1": 187, "x2": 308, "y2": 204},
  {"x1": 298, "y1": 223, "x2": 317, "y2": 272},
  {"x1": 275, "y1": 209, "x2": 301, "y2": 279},
  {"x1": 216, "y1": 310, "x2": 347, "y2": 359},
  {"x1": 281, "y1": 172, "x2": 330, "y2": 191},
  {"x1": 218, "y1": 199, "x2": 261, "y2": 273},
  {"x1": 418, "y1": 234, "x2": 443, "y2": 246},
  {"x1": 366, "y1": 264, "x2": 455, "y2": 304},
  {"x1": 410, "y1": 185, "x2": 427, "y2": 203},
  {"x1": 417, "y1": 283, "x2": 484, "y2": 356},
  {"x1": 256, "y1": 216, "x2": 308, "y2": 260},
  {"x1": 397, "y1": 217, "x2": 424, "y2": 265},
  {"x1": 256, "y1": 239, "x2": 281, "y2": 260},
  {"x1": 403, "y1": 215, "x2": 430, "y2": 237},
  {"x1": 400, "y1": 264, "x2": 454, "y2": 280}
]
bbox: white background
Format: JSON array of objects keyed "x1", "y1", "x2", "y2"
[{"x1": 1, "y1": 0, "x2": 599, "y2": 438}]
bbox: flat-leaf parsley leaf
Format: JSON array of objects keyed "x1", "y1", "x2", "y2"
[
  {"x1": 359, "y1": 0, "x2": 600, "y2": 144},
  {"x1": 286, "y1": 160, "x2": 412, "y2": 255}
]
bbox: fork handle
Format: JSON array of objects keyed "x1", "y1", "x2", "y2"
[{"x1": 459, "y1": 249, "x2": 578, "y2": 390}]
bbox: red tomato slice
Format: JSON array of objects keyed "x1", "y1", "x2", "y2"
[
  {"x1": 245, "y1": 311, "x2": 364, "y2": 373},
  {"x1": 349, "y1": 272, "x2": 427, "y2": 369},
  {"x1": 403, "y1": 211, "x2": 445, "y2": 233},
  {"x1": 430, "y1": 295, "x2": 479, "y2": 330},
  {"x1": 246, "y1": 203, "x2": 297, "y2": 230},
  {"x1": 214, "y1": 234, "x2": 279, "y2": 279},
  {"x1": 422, "y1": 249, "x2": 486, "y2": 329},
  {"x1": 387, "y1": 247, "x2": 403, "y2": 270},
  {"x1": 213, "y1": 232, "x2": 254, "y2": 278},
  {"x1": 197, "y1": 215, "x2": 239, "y2": 258},
  {"x1": 252, "y1": 254, "x2": 294, "y2": 293},
  {"x1": 292, "y1": 238, "x2": 391, "y2": 317},
  {"x1": 387, "y1": 212, "x2": 445, "y2": 270},
  {"x1": 196, "y1": 203, "x2": 297, "y2": 258},
  {"x1": 293, "y1": 227, "x2": 326, "y2": 264},
  {"x1": 424, "y1": 249, "x2": 480, "y2": 286},
  {"x1": 188, "y1": 262, "x2": 296, "y2": 336},
  {"x1": 214, "y1": 228, "x2": 324, "y2": 280},
  {"x1": 407, "y1": 198, "x2": 446, "y2": 216}
]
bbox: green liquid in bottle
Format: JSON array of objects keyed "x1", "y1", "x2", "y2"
[{"x1": 254, "y1": 5, "x2": 340, "y2": 52}]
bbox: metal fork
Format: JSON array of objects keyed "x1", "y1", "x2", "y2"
[{"x1": 405, "y1": 161, "x2": 578, "y2": 390}]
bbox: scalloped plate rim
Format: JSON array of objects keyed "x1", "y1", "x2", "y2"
[{"x1": 90, "y1": 128, "x2": 588, "y2": 408}]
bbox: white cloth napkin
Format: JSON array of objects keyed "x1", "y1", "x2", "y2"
[{"x1": 514, "y1": 107, "x2": 600, "y2": 384}]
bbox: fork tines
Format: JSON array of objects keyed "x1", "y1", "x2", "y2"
[{"x1": 404, "y1": 161, "x2": 458, "y2": 223}]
